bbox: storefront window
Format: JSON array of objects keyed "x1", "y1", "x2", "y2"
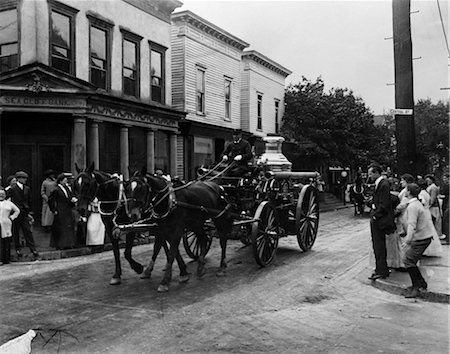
[
  {"x1": 0, "y1": 8, "x2": 18, "y2": 73},
  {"x1": 155, "y1": 130, "x2": 170, "y2": 174},
  {"x1": 194, "y1": 136, "x2": 214, "y2": 170}
]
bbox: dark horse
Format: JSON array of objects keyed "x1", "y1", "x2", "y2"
[
  {"x1": 133, "y1": 168, "x2": 235, "y2": 292},
  {"x1": 74, "y1": 163, "x2": 144, "y2": 285},
  {"x1": 125, "y1": 170, "x2": 190, "y2": 284}
]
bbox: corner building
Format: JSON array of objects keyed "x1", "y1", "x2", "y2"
[
  {"x1": 171, "y1": 10, "x2": 291, "y2": 179},
  {"x1": 0, "y1": 0, "x2": 185, "y2": 217}
]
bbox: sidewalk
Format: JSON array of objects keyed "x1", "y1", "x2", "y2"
[
  {"x1": 8, "y1": 225, "x2": 152, "y2": 263},
  {"x1": 369, "y1": 244, "x2": 450, "y2": 304}
]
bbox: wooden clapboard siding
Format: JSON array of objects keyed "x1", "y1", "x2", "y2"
[
  {"x1": 171, "y1": 25, "x2": 186, "y2": 110},
  {"x1": 240, "y1": 63, "x2": 251, "y2": 132},
  {"x1": 182, "y1": 34, "x2": 241, "y2": 130},
  {"x1": 242, "y1": 60, "x2": 287, "y2": 137},
  {"x1": 176, "y1": 134, "x2": 184, "y2": 177}
]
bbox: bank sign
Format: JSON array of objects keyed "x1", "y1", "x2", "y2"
[{"x1": 0, "y1": 96, "x2": 86, "y2": 108}]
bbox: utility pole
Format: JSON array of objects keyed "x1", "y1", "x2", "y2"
[{"x1": 392, "y1": 0, "x2": 417, "y2": 176}]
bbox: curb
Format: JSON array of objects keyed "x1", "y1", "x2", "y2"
[
  {"x1": 10, "y1": 237, "x2": 153, "y2": 263},
  {"x1": 370, "y1": 278, "x2": 450, "y2": 304}
]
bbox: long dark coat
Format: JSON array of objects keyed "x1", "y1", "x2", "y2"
[{"x1": 49, "y1": 185, "x2": 76, "y2": 249}]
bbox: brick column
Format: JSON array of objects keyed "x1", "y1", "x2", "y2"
[
  {"x1": 146, "y1": 129, "x2": 155, "y2": 174},
  {"x1": 120, "y1": 125, "x2": 130, "y2": 179}
]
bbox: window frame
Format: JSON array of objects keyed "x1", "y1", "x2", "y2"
[
  {"x1": 224, "y1": 77, "x2": 232, "y2": 121},
  {"x1": 0, "y1": 5, "x2": 19, "y2": 73},
  {"x1": 48, "y1": 0, "x2": 78, "y2": 75},
  {"x1": 120, "y1": 28, "x2": 142, "y2": 98},
  {"x1": 87, "y1": 14, "x2": 113, "y2": 91},
  {"x1": 274, "y1": 99, "x2": 280, "y2": 134},
  {"x1": 257, "y1": 93, "x2": 263, "y2": 131},
  {"x1": 149, "y1": 40, "x2": 167, "y2": 104},
  {"x1": 196, "y1": 66, "x2": 206, "y2": 115}
]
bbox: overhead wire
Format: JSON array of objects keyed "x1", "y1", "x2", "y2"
[{"x1": 436, "y1": 0, "x2": 450, "y2": 57}]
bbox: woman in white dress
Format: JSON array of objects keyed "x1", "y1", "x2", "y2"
[{"x1": 86, "y1": 198, "x2": 105, "y2": 246}]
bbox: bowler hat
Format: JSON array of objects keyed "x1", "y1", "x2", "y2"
[
  {"x1": 232, "y1": 129, "x2": 242, "y2": 136},
  {"x1": 15, "y1": 171, "x2": 29, "y2": 178}
]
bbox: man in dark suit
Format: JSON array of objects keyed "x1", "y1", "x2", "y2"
[
  {"x1": 368, "y1": 164, "x2": 394, "y2": 280},
  {"x1": 221, "y1": 129, "x2": 253, "y2": 177},
  {"x1": 9, "y1": 171, "x2": 38, "y2": 258}
]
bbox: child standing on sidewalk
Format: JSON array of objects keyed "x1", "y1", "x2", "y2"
[{"x1": 0, "y1": 188, "x2": 20, "y2": 264}]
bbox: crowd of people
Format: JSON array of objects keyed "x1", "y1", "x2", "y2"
[{"x1": 366, "y1": 163, "x2": 448, "y2": 298}]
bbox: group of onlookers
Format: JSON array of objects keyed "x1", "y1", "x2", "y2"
[
  {"x1": 367, "y1": 163, "x2": 448, "y2": 298},
  {"x1": 0, "y1": 169, "x2": 106, "y2": 265}
]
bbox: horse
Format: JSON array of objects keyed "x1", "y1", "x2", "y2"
[
  {"x1": 74, "y1": 162, "x2": 144, "y2": 285},
  {"x1": 133, "y1": 168, "x2": 235, "y2": 292},
  {"x1": 125, "y1": 170, "x2": 190, "y2": 283}
]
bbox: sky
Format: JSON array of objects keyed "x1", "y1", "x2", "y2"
[{"x1": 177, "y1": 0, "x2": 449, "y2": 115}]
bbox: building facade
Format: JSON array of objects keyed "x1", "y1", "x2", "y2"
[
  {"x1": 241, "y1": 50, "x2": 292, "y2": 155},
  {"x1": 171, "y1": 10, "x2": 250, "y2": 179},
  {"x1": 171, "y1": 11, "x2": 291, "y2": 179},
  {"x1": 0, "y1": 0, "x2": 185, "y2": 217}
]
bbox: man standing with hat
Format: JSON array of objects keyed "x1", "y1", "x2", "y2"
[
  {"x1": 9, "y1": 171, "x2": 38, "y2": 258},
  {"x1": 221, "y1": 129, "x2": 253, "y2": 177}
]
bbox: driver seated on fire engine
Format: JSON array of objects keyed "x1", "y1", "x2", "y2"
[{"x1": 221, "y1": 129, "x2": 253, "y2": 178}]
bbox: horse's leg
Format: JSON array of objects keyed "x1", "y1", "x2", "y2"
[
  {"x1": 216, "y1": 232, "x2": 228, "y2": 277},
  {"x1": 196, "y1": 227, "x2": 208, "y2": 278},
  {"x1": 157, "y1": 226, "x2": 182, "y2": 292},
  {"x1": 124, "y1": 232, "x2": 143, "y2": 274},
  {"x1": 175, "y1": 248, "x2": 189, "y2": 283},
  {"x1": 140, "y1": 235, "x2": 163, "y2": 279},
  {"x1": 107, "y1": 222, "x2": 122, "y2": 285}
]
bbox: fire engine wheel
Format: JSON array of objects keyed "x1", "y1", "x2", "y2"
[{"x1": 296, "y1": 184, "x2": 319, "y2": 251}]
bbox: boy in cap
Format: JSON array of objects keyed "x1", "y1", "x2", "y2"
[{"x1": 9, "y1": 171, "x2": 38, "y2": 258}]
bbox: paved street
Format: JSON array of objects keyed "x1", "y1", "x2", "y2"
[{"x1": 0, "y1": 208, "x2": 448, "y2": 354}]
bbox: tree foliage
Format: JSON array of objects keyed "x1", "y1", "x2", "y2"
[
  {"x1": 281, "y1": 77, "x2": 394, "y2": 170},
  {"x1": 414, "y1": 99, "x2": 449, "y2": 177}
]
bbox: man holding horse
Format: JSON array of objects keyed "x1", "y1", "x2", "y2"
[{"x1": 221, "y1": 129, "x2": 253, "y2": 177}]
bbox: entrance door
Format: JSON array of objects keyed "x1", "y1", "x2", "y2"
[{"x1": 3, "y1": 143, "x2": 67, "y2": 222}]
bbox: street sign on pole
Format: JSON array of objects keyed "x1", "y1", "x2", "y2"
[{"x1": 390, "y1": 108, "x2": 413, "y2": 115}]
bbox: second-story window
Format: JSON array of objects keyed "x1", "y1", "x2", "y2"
[
  {"x1": 196, "y1": 67, "x2": 205, "y2": 114},
  {"x1": 0, "y1": 8, "x2": 18, "y2": 73},
  {"x1": 224, "y1": 78, "x2": 231, "y2": 121},
  {"x1": 274, "y1": 99, "x2": 280, "y2": 134},
  {"x1": 257, "y1": 93, "x2": 263, "y2": 130},
  {"x1": 121, "y1": 29, "x2": 142, "y2": 98},
  {"x1": 88, "y1": 16, "x2": 112, "y2": 90},
  {"x1": 150, "y1": 42, "x2": 166, "y2": 104}
]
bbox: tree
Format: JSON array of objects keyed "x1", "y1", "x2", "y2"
[
  {"x1": 281, "y1": 77, "x2": 394, "y2": 171},
  {"x1": 414, "y1": 99, "x2": 449, "y2": 178}
]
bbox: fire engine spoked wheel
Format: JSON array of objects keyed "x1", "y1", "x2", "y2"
[
  {"x1": 296, "y1": 184, "x2": 319, "y2": 251},
  {"x1": 251, "y1": 201, "x2": 279, "y2": 267},
  {"x1": 182, "y1": 224, "x2": 214, "y2": 260}
]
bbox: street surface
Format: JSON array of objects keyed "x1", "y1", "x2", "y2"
[{"x1": 0, "y1": 208, "x2": 448, "y2": 353}]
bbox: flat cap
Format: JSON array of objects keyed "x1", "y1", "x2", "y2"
[{"x1": 15, "y1": 171, "x2": 29, "y2": 178}]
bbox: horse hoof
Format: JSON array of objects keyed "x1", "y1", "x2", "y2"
[
  {"x1": 157, "y1": 284, "x2": 169, "y2": 292},
  {"x1": 179, "y1": 275, "x2": 190, "y2": 283},
  {"x1": 110, "y1": 277, "x2": 121, "y2": 285}
]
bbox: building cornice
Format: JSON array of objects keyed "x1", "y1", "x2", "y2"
[
  {"x1": 122, "y1": 0, "x2": 183, "y2": 24},
  {"x1": 242, "y1": 50, "x2": 292, "y2": 77},
  {"x1": 171, "y1": 10, "x2": 249, "y2": 51}
]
